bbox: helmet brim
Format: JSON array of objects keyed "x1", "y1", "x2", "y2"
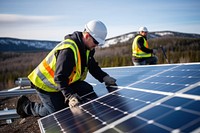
[{"x1": 94, "y1": 36, "x2": 105, "y2": 46}]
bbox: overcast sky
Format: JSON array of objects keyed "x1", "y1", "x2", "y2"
[{"x1": 0, "y1": 0, "x2": 200, "y2": 41}]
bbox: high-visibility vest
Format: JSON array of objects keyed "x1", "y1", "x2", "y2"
[
  {"x1": 132, "y1": 35, "x2": 151, "y2": 58},
  {"x1": 28, "y1": 39, "x2": 90, "y2": 92}
]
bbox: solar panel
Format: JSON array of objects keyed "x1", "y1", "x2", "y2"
[{"x1": 38, "y1": 63, "x2": 200, "y2": 133}]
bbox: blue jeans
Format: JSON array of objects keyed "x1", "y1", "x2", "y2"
[{"x1": 24, "y1": 81, "x2": 96, "y2": 117}]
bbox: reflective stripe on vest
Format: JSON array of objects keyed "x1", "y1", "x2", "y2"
[
  {"x1": 132, "y1": 35, "x2": 151, "y2": 58},
  {"x1": 28, "y1": 39, "x2": 89, "y2": 92},
  {"x1": 80, "y1": 50, "x2": 90, "y2": 80}
]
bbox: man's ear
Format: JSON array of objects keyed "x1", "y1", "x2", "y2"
[
  {"x1": 85, "y1": 33, "x2": 90, "y2": 39},
  {"x1": 82, "y1": 32, "x2": 90, "y2": 44}
]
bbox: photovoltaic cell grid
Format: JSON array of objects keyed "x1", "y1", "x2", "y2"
[{"x1": 38, "y1": 63, "x2": 200, "y2": 133}]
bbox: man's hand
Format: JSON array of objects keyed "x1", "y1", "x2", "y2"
[
  {"x1": 103, "y1": 75, "x2": 117, "y2": 86},
  {"x1": 65, "y1": 93, "x2": 82, "y2": 108}
]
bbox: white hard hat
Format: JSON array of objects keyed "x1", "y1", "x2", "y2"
[
  {"x1": 85, "y1": 20, "x2": 107, "y2": 45},
  {"x1": 139, "y1": 26, "x2": 148, "y2": 32}
]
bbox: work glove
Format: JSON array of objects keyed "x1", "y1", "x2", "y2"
[
  {"x1": 65, "y1": 93, "x2": 82, "y2": 108},
  {"x1": 103, "y1": 75, "x2": 117, "y2": 86},
  {"x1": 152, "y1": 49, "x2": 157, "y2": 54}
]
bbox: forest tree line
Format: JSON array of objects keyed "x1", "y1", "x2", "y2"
[{"x1": 0, "y1": 37, "x2": 200, "y2": 90}]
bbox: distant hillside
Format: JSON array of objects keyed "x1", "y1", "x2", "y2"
[
  {"x1": 0, "y1": 37, "x2": 59, "y2": 52},
  {"x1": 0, "y1": 31, "x2": 200, "y2": 51},
  {"x1": 104, "y1": 31, "x2": 200, "y2": 47}
]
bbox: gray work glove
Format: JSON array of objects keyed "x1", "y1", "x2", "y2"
[
  {"x1": 153, "y1": 49, "x2": 157, "y2": 54},
  {"x1": 65, "y1": 93, "x2": 82, "y2": 108},
  {"x1": 103, "y1": 75, "x2": 117, "y2": 86}
]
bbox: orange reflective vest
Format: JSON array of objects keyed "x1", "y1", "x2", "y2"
[
  {"x1": 28, "y1": 39, "x2": 90, "y2": 92},
  {"x1": 132, "y1": 35, "x2": 151, "y2": 58}
]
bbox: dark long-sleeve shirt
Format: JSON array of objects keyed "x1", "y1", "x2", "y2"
[{"x1": 54, "y1": 32, "x2": 108, "y2": 95}]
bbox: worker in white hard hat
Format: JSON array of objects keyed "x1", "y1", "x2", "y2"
[
  {"x1": 132, "y1": 26, "x2": 158, "y2": 65},
  {"x1": 16, "y1": 20, "x2": 117, "y2": 118}
]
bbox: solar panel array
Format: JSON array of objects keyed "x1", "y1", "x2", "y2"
[{"x1": 38, "y1": 63, "x2": 200, "y2": 133}]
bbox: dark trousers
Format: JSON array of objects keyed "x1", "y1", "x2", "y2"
[
  {"x1": 132, "y1": 56, "x2": 158, "y2": 66},
  {"x1": 24, "y1": 81, "x2": 97, "y2": 117}
]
